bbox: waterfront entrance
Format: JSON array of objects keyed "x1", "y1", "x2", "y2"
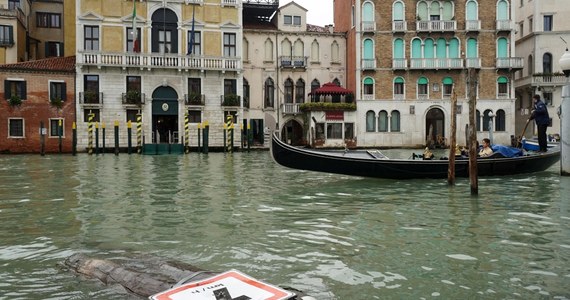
[
  {"x1": 281, "y1": 119, "x2": 304, "y2": 145},
  {"x1": 151, "y1": 86, "x2": 179, "y2": 144},
  {"x1": 426, "y1": 107, "x2": 445, "y2": 147}
]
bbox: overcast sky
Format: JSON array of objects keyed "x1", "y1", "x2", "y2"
[{"x1": 280, "y1": 0, "x2": 334, "y2": 26}]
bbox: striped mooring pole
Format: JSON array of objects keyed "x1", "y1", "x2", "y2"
[
  {"x1": 136, "y1": 113, "x2": 142, "y2": 154},
  {"x1": 226, "y1": 114, "x2": 233, "y2": 153},
  {"x1": 184, "y1": 112, "x2": 190, "y2": 154},
  {"x1": 88, "y1": 111, "x2": 94, "y2": 155},
  {"x1": 72, "y1": 122, "x2": 77, "y2": 156}
]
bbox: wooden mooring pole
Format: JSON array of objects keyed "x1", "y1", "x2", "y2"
[
  {"x1": 447, "y1": 86, "x2": 457, "y2": 185},
  {"x1": 467, "y1": 68, "x2": 479, "y2": 195}
]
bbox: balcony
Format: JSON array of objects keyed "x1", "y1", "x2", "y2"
[
  {"x1": 0, "y1": 37, "x2": 14, "y2": 47},
  {"x1": 532, "y1": 74, "x2": 568, "y2": 86},
  {"x1": 496, "y1": 20, "x2": 513, "y2": 31},
  {"x1": 416, "y1": 20, "x2": 456, "y2": 32},
  {"x1": 409, "y1": 58, "x2": 463, "y2": 69},
  {"x1": 220, "y1": 94, "x2": 241, "y2": 107},
  {"x1": 184, "y1": 93, "x2": 205, "y2": 106},
  {"x1": 221, "y1": 0, "x2": 237, "y2": 6},
  {"x1": 79, "y1": 91, "x2": 103, "y2": 107},
  {"x1": 122, "y1": 91, "x2": 146, "y2": 106},
  {"x1": 496, "y1": 57, "x2": 523, "y2": 69},
  {"x1": 77, "y1": 51, "x2": 241, "y2": 72},
  {"x1": 362, "y1": 21, "x2": 376, "y2": 32},
  {"x1": 465, "y1": 20, "x2": 481, "y2": 31},
  {"x1": 465, "y1": 58, "x2": 481, "y2": 69},
  {"x1": 280, "y1": 56, "x2": 307, "y2": 68},
  {"x1": 392, "y1": 21, "x2": 407, "y2": 32},
  {"x1": 361, "y1": 94, "x2": 375, "y2": 101},
  {"x1": 282, "y1": 103, "x2": 301, "y2": 115},
  {"x1": 362, "y1": 59, "x2": 376, "y2": 70},
  {"x1": 392, "y1": 58, "x2": 407, "y2": 69}
]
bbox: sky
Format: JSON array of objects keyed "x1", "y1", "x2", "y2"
[{"x1": 280, "y1": 0, "x2": 334, "y2": 27}]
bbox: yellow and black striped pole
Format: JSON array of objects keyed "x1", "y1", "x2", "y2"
[
  {"x1": 136, "y1": 113, "x2": 142, "y2": 154},
  {"x1": 72, "y1": 122, "x2": 77, "y2": 156},
  {"x1": 114, "y1": 120, "x2": 120, "y2": 155},
  {"x1": 226, "y1": 114, "x2": 233, "y2": 153},
  {"x1": 127, "y1": 120, "x2": 132, "y2": 154},
  {"x1": 88, "y1": 111, "x2": 94, "y2": 155},
  {"x1": 184, "y1": 112, "x2": 189, "y2": 154}
]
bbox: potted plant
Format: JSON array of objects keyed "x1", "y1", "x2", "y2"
[
  {"x1": 187, "y1": 91, "x2": 202, "y2": 105},
  {"x1": 223, "y1": 93, "x2": 240, "y2": 106},
  {"x1": 83, "y1": 90, "x2": 98, "y2": 103},
  {"x1": 126, "y1": 90, "x2": 141, "y2": 104},
  {"x1": 8, "y1": 95, "x2": 22, "y2": 107},
  {"x1": 50, "y1": 97, "x2": 63, "y2": 109}
]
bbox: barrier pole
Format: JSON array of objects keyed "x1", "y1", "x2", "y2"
[
  {"x1": 114, "y1": 120, "x2": 119, "y2": 156},
  {"x1": 184, "y1": 112, "x2": 190, "y2": 154},
  {"x1": 88, "y1": 111, "x2": 94, "y2": 155},
  {"x1": 136, "y1": 113, "x2": 142, "y2": 154},
  {"x1": 72, "y1": 122, "x2": 77, "y2": 156}
]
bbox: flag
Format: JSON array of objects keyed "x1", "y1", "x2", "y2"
[
  {"x1": 188, "y1": 3, "x2": 195, "y2": 55},
  {"x1": 132, "y1": 1, "x2": 140, "y2": 52}
]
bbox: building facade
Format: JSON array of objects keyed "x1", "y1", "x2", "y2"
[
  {"x1": 75, "y1": 0, "x2": 242, "y2": 150},
  {"x1": 0, "y1": 56, "x2": 76, "y2": 153},
  {"x1": 335, "y1": 0, "x2": 522, "y2": 148},
  {"x1": 514, "y1": 0, "x2": 570, "y2": 139},
  {"x1": 243, "y1": 1, "x2": 348, "y2": 147},
  {"x1": 0, "y1": 0, "x2": 31, "y2": 64}
]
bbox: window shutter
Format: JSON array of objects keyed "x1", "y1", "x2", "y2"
[
  {"x1": 21, "y1": 82, "x2": 27, "y2": 100},
  {"x1": 8, "y1": 26, "x2": 13, "y2": 44},
  {"x1": 4, "y1": 80, "x2": 10, "y2": 99},
  {"x1": 45, "y1": 42, "x2": 49, "y2": 57},
  {"x1": 62, "y1": 82, "x2": 67, "y2": 101}
]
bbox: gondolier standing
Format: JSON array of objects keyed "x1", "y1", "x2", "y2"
[{"x1": 530, "y1": 94, "x2": 550, "y2": 152}]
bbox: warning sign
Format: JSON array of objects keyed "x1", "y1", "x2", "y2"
[{"x1": 149, "y1": 270, "x2": 294, "y2": 300}]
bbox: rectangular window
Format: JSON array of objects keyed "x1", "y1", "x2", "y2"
[
  {"x1": 519, "y1": 22, "x2": 524, "y2": 37},
  {"x1": 188, "y1": 78, "x2": 201, "y2": 94},
  {"x1": 224, "y1": 79, "x2": 237, "y2": 95},
  {"x1": 315, "y1": 123, "x2": 325, "y2": 140},
  {"x1": 84, "y1": 26, "x2": 99, "y2": 51},
  {"x1": 443, "y1": 84, "x2": 453, "y2": 98},
  {"x1": 187, "y1": 31, "x2": 201, "y2": 55},
  {"x1": 284, "y1": 15, "x2": 292, "y2": 25},
  {"x1": 49, "y1": 118, "x2": 64, "y2": 137},
  {"x1": 326, "y1": 123, "x2": 343, "y2": 139},
  {"x1": 45, "y1": 42, "x2": 63, "y2": 57},
  {"x1": 37, "y1": 12, "x2": 61, "y2": 28},
  {"x1": 293, "y1": 16, "x2": 301, "y2": 25},
  {"x1": 8, "y1": 0, "x2": 19, "y2": 10},
  {"x1": 83, "y1": 109, "x2": 100, "y2": 122},
  {"x1": 394, "y1": 83, "x2": 403, "y2": 95},
  {"x1": 83, "y1": 75, "x2": 99, "y2": 103},
  {"x1": 127, "y1": 27, "x2": 141, "y2": 52},
  {"x1": 158, "y1": 30, "x2": 172, "y2": 53},
  {"x1": 418, "y1": 84, "x2": 428, "y2": 98},
  {"x1": 344, "y1": 123, "x2": 354, "y2": 140},
  {"x1": 223, "y1": 33, "x2": 236, "y2": 57},
  {"x1": 0, "y1": 25, "x2": 14, "y2": 46},
  {"x1": 498, "y1": 82, "x2": 508, "y2": 96},
  {"x1": 188, "y1": 110, "x2": 201, "y2": 123},
  {"x1": 8, "y1": 118, "x2": 24, "y2": 138},
  {"x1": 4, "y1": 80, "x2": 26, "y2": 100},
  {"x1": 544, "y1": 15, "x2": 553, "y2": 31},
  {"x1": 543, "y1": 92, "x2": 553, "y2": 106},
  {"x1": 529, "y1": 17, "x2": 533, "y2": 33},
  {"x1": 126, "y1": 109, "x2": 139, "y2": 123},
  {"x1": 49, "y1": 81, "x2": 66, "y2": 101},
  {"x1": 127, "y1": 76, "x2": 141, "y2": 92}
]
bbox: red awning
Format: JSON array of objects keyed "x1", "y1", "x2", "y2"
[{"x1": 309, "y1": 82, "x2": 353, "y2": 95}]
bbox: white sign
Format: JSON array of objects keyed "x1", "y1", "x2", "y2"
[{"x1": 150, "y1": 270, "x2": 294, "y2": 300}]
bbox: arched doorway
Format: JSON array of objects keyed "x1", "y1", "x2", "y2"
[
  {"x1": 152, "y1": 8, "x2": 178, "y2": 54},
  {"x1": 152, "y1": 86, "x2": 179, "y2": 143},
  {"x1": 425, "y1": 107, "x2": 445, "y2": 148},
  {"x1": 281, "y1": 119, "x2": 304, "y2": 146}
]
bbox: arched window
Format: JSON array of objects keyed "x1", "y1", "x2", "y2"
[
  {"x1": 436, "y1": 38, "x2": 447, "y2": 59},
  {"x1": 281, "y1": 39, "x2": 292, "y2": 57},
  {"x1": 476, "y1": 109, "x2": 481, "y2": 131},
  {"x1": 466, "y1": 0, "x2": 478, "y2": 21},
  {"x1": 311, "y1": 40, "x2": 319, "y2": 62},
  {"x1": 483, "y1": 109, "x2": 492, "y2": 131},
  {"x1": 528, "y1": 55, "x2": 534, "y2": 76},
  {"x1": 418, "y1": 77, "x2": 428, "y2": 99},
  {"x1": 331, "y1": 41, "x2": 339, "y2": 63},
  {"x1": 411, "y1": 38, "x2": 422, "y2": 58},
  {"x1": 363, "y1": 38, "x2": 374, "y2": 60},
  {"x1": 264, "y1": 39, "x2": 273, "y2": 61},
  {"x1": 363, "y1": 77, "x2": 374, "y2": 98},
  {"x1": 442, "y1": 77, "x2": 453, "y2": 98},
  {"x1": 366, "y1": 111, "x2": 376, "y2": 132},
  {"x1": 264, "y1": 77, "x2": 274, "y2": 108},
  {"x1": 393, "y1": 0, "x2": 405, "y2": 21},
  {"x1": 497, "y1": 76, "x2": 509, "y2": 98},
  {"x1": 393, "y1": 38, "x2": 405, "y2": 59},
  {"x1": 295, "y1": 79, "x2": 305, "y2": 103},
  {"x1": 495, "y1": 109, "x2": 506, "y2": 131},
  {"x1": 430, "y1": 1, "x2": 441, "y2": 20},
  {"x1": 467, "y1": 38, "x2": 478, "y2": 58},
  {"x1": 424, "y1": 38, "x2": 435, "y2": 58},
  {"x1": 243, "y1": 78, "x2": 250, "y2": 106},
  {"x1": 391, "y1": 110, "x2": 401, "y2": 132},
  {"x1": 378, "y1": 110, "x2": 388, "y2": 132},
  {"x1": 362, "y1": 1, "x2": 374, "y2": 23},
  {"x1": 333, "y1": 78, "x2": 341, "y2": 86},
  {"x1": 497, "y1": 0, "x2": 509, "y2": 21},
  {"x1": 294, "y1": 39, "x2": 304, "y2": 58},
  {"x1": 417, "y1": 1, "x2": 428, "y2": 20},
  {"x1": 543, "y1": 53, "x2": 552, "y2": 74},
  {"x1": 243, "y1": 38, "x2": 249, "y2": 61},
  {"x1": 311, "y1": 79, "x2": 320, "y2": 101},
  {"x1": 284, "y1": 78, "x2": 293, "y2": 104},
  {"x1": 449, "y1": 38, "x2": 459, "y2": 58},
  {"x1": 497, "y1": 37, "x2": 508, "y2": 58},
  {"x1": 442, "y1": 1, "x2": 454, "y2": 20},
  {"x1": 394, "y1": 77, "x2": 405, "y2": 99}
]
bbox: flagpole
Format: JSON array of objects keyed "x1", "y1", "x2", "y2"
[{"x1": 189, "y1": 2, "x2": 195, "y2": 55}]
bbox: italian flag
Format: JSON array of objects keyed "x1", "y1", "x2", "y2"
[{"x1": 132, "y1": 1, "x2": 140, "y2": 52}]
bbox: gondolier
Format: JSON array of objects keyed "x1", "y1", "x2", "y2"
[{"x1": 530, "y1": 94, "x2": 550, "y2": 152}]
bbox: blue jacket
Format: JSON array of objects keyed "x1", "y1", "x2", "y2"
[{"x1": 532, "y1": 99, "x2": 550, "y2": 126}]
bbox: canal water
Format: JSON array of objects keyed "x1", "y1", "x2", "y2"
[{"x1": 0, "y1": 152, "x2": 569, "y2": 299}]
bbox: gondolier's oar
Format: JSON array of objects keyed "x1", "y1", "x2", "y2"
[{"x1": 517, "y1": 118, "x2": 531, "y2": 148}]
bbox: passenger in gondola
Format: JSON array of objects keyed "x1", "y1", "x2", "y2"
[
  {"x1": 478, "y1": 138, "x2": 493, "y2": 157},
  {"x1": 423, "y1": 147, "x2": 434, "y2": 160}
]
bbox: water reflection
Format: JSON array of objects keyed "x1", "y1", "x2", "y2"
[{"x1": 0, "y1": 153, "x2": 568, "y2": 299}]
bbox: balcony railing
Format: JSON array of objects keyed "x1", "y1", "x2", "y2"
[
  {"x1": 78, "y1": 52, "x2": 241, "y2": 72},
  {"x1": 392, "y1": 58, "x2": 407, "y2": 69},
  {"x1": 416, "y1": 20, "x2": 456, "y2": 32},
  {"x1": 496, "y1": 20, "x2": 513, "y2": 31},
  {"x1": 410, "y1": 58, "x2": 463, "y2": 69},
  {"x1": 465, "y1": 58, "x2": 481, "y2": 68},
  {"x1": 497, "y1": 93, "x2": 510, "y2": 99},
  {"x1": 361, "y1": 94, "x2": 375, "y2": 100},
  {"x1": 79, "y1": 92, "x2": 103, "y2": 106},
  {"x1": 465, "y1": 20, "x2": 481, "y2": 31},
  {"x1": 280, "y1": 56, "x2": 307, "y2": 68},
  {"x1": 220, "y1": 94, "x2": 241, "y2": 107},
  {"x1": 122, "y1": 92, "x2": 146, "y2": 106},
  {"x1": 392, "y1": 21, "x2": 407, "y2": 32},
  {"x1": 532, "y1": 74, "x2": 567, "y2": 85},
  {"x1": 362, "y1": 21, "x2": 376, "y2": 32},
  {"x1": 184, "y1": 93, "x2": 205, "y2": 106},
  {"x1": 185, "y1": 0, "x2": 204, "y2": 4},
  {"x1": 282, "y1": 103, "x2": 301, "y2": 114},
  {"x1": 496, "y1": 57, "x2": 523, "y2": 69},
  {"x1": 221, "y1": 0, "x2": 238, "y2": 6},
  {"x1": 362, "y1": 59, "x2": 376, "y2": 70}
]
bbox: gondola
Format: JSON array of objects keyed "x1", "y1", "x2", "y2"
[{"x1": 271, "y1": 133, "x2": 561, "y2": 180}]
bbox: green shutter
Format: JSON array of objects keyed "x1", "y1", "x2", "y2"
[
  {"x1": 497, "y1": 76, "x2": 508, "y2": 83},
  {"x1": 466, "y1": 0, "x2": 477, "y2": 21},
  {"x1": 443, "y1": 77, "x2": 453, "y2": 85},
  {"x1": 467, "y1": 38, "x2": 477, "y2": 58},
  {"x1": 418, "y1": 77, "x2": 428, "y2": 84},
  {"x1": 449, "y1": 39, "x2": 459, "y2": 58},
  {"x1": 497, "y1": 38, "x2": 508, "y2": 58},
  {"x1": 394, "y1": 77, "x2": 404, "y2": 84},
  {"x1": 424, "y1": 39, "x2": 434, "y2": 58},
  {"x1": 393, "y1": 2, "x2": 404, "y2": 21},
  {"x1": 394, "y1": 38, "x2": 404, "y2": 59},
  {"x1": 364, "y1": 77, "x2": 374, "y2": 85},
  {"x1": 436, "y1": 39, "x2": 446, "y2": 58}
]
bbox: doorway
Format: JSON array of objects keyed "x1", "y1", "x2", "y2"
[
  {"x1": 426, "y1": 107, "x2": 445, "y2": 148},
  {"x1": 152, "y1": 86, "x2": 179, "y2": 144}
]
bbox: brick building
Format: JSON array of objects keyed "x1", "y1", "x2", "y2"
[{"x1": 0, "y1": 56, "x2": 75, "y2": 153}]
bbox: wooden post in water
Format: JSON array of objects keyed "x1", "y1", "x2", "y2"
[
  {"x1": 40, "y1": 121, "x2": 45, "y2": 156},
  {"x1": 72, "y1": 122, "x2": 77, "y2": 156},
  {"x1": 467, "y1": 68, "x2": 479, "y2": 195},
  {"x1": 101, "y1": 122, "x2": 106, "y2": 154},
  {"x1": 448, "y1": 85, "x2": 457, "y2": 185},
  {"x1": 114, "y1": 121, "x2": 119, "y2": 156}
]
